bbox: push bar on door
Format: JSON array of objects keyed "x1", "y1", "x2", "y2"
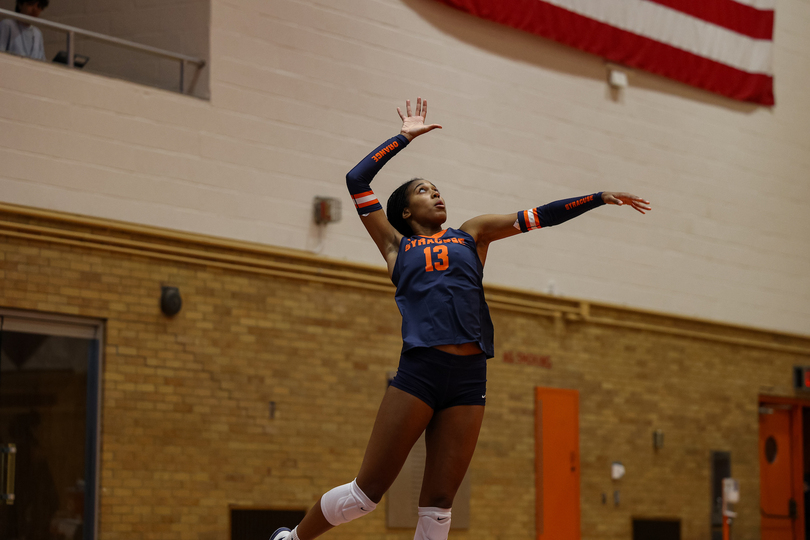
[{"x1": 1, "y1": 444, "x2": 16, "y2": 505}]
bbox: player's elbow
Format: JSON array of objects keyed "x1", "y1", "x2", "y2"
[{"x1": 346, "y1": 170, "x2": 363, "y2": 190}]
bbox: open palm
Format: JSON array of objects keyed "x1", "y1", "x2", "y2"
[{"x1": 398, "y1": 97, "x2": 442, "y2": 141}]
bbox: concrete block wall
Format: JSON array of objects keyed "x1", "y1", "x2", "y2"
[
  {"x1": 1, "y1": 210, "x2": 807, "y2": 539},
  {"x1": 0, "y1": 1, "x2": 808, "y2": 337}
]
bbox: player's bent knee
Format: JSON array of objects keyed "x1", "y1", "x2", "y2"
[
  {"x1": 320, "y1": 479, "x2": 377, "y2": 527},
  {"x1": 415, "y1": 507, "x2": 452, "y2": 540}
]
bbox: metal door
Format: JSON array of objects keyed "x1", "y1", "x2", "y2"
[
  {"x1": 535, "y1": 387, "x2": 580, "y2": 540},
  {"x1": 760, "y1": 404, "x2": 796, "y2": 540}
]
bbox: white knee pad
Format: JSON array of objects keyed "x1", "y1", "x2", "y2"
[
  {"x1": 414, "y1": 506, "x2": 451, "y2": 540},
  {"x1": 320, "y1": 479, "x2": 377, "y2": 527}
]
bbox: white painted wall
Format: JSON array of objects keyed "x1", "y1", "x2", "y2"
[{"x1": 1, "y1": 0, "x2": 808, "y2": 335}]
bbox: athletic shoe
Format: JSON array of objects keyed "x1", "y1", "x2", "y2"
[{"x1": 270, "y1": 527, "x2": 291, "y2": 540}]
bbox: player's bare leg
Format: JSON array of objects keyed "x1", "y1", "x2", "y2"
[
  {"x1": 413, "y1": 405, "x2": 485, "y2": 540},
  {"x1": 285, "y1": 386, "x2": 434, "y2": 540}
]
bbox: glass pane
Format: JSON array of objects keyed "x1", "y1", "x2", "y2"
[
  {"x1": 0, "y1": 331, "x2": 91, "y2": 540},
  {"x1": 764, "y1": 436, "x2": 777, "y2": 464}
]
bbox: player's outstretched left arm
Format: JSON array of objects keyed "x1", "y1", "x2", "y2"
[{"x1": 460, "y1": 191, "x2": 651, "y2": 263}]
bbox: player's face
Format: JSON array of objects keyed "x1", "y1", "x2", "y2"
[{"x1": 403, "y1": 180, "x2": 446, "y2": 227}]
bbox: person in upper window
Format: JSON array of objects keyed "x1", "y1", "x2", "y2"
[{"x1": 0, "y1": 0, "x2": 50, "y2": 60}]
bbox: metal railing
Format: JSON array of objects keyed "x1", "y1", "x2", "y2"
[{"x1": 0, "y1": 8, "x2": 206, "y2": 94}]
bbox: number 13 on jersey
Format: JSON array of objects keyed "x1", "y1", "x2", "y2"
[{"x1": 424, "y1": 245, "x2": 449, "y2": 272}]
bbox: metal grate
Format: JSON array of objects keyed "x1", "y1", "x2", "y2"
[
  {"x1": 632, "y1": 518, "x2": 680, "y2": 540},
  {"x1": 230, "y1": 508, "x2": 306, "y2": 540}
]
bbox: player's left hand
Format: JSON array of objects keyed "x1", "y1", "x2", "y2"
[{"x1": 601, "y1": 192, "x2": 651, "y2": 214}]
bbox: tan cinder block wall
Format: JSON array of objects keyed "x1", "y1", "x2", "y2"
[
  {"x1": 1, "y1": 0, "x2": 809, "y2": 337},
  {"x1": 1, "y1": 208, "x2": 808, "y2": 540}
]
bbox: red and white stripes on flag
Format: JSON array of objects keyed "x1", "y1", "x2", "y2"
[{"x1": 436, "y1": 0, "x2": 775, "y2": 105}]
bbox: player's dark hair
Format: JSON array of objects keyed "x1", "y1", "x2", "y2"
[
  {"x1": 386, "y1": 178, "x2": 421, "y2": 237},
  {"x1": 15, "y1": 0, "x2": 49, "y2": 12}
]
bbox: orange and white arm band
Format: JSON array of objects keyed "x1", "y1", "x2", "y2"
[{"x1": 514, "y1": 193, "x2": 605, "y2": 232}]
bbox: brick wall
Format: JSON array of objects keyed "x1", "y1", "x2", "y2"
[{"x1": 1, "y1": 207, "x2": 808, "y2": 539}]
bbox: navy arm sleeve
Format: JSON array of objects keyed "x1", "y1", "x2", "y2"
[
  {"x1": 346, "y1": 134, "x2": 410, "y2": 215},
  {"x1": 516, "y1": 193, "x2": 605, "y2": 232}
]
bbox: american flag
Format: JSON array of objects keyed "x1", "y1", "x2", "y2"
[{"x1": 436, "y1": 0, "x2": 775, "y2": 105}]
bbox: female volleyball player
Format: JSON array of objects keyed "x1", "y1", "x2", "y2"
[{"x1": 272, "y1": 98, "x2": 650, "y2": 540}]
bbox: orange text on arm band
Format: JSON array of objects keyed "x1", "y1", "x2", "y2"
[
  {"x1": 371, "y1": 140, "x2": 400, "y2": 162},
  {"x1": 564, "y1": 195, "x2": 594, "y2": 211}
]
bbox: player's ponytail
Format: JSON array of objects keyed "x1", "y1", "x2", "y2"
[{"x1": 386, "y1": 178, "x2": 420, "y2": 237}]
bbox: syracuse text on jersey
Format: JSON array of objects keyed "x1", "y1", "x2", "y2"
[{"x1": 403, "y1": 235, "x2": 466, "y2": 252}]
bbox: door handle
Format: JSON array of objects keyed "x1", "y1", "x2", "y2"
[
  {"x1": 789, "y1": 498, "x2": 797, "y2": 519},
  {"x1": 1, "y1": 444, "x2": 16, "y2": 505}
]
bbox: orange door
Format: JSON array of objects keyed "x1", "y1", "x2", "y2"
[
  {"x1": 535, "y1": 387, "x2": 580, "y2": 540},
  {"x1": 759, "y1": 405, "x2": 795, "y2": 540}
]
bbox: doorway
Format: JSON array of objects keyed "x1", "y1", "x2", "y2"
[
  {"x1": 759, "y1": 396, "x2": 809, "y2": 540},
  {"x1": 535, "y1": 387, "x2": 580, "y2": 540},
  {"x1": 0, "y1": 310, "x2": 103, "y2": 540}
]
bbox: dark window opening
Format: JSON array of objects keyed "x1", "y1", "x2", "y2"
[
  {"x1": 633, "y1": 518, "x2": 680, "y2": 540},
  {"x1": 231, "y1": 508, "x2": 306, "y2": 540}
]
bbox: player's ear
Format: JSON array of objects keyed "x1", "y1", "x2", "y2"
[{"x1": 402, "y1": 207, "x2": 411, "y2": 220}]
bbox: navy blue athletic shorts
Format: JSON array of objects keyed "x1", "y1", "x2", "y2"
[{"x1": 390, "y1": 346, "x2": 487, "y2": 410}]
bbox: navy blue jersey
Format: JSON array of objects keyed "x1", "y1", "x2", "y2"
[{"x1": 392, "y1": 228, "x2": 494, "y2": 358}]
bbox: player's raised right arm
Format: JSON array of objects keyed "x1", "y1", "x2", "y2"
[
  {"x1": 345, "y1": 98, "x2": 442, "y2": 272},
  {"x1": 346, "y1": 134, "x2": 409, "y2": 269}
]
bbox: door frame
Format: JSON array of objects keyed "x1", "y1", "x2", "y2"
[
  {"x1": 1, "y1": 307, "x2": 105, "y2": 540},
  {"x1": 759, "y1": 394, "x2": 809, "y2": 540},
  {"x1": 535, "y1": 386, "x2": 580, "y2": 540}
]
